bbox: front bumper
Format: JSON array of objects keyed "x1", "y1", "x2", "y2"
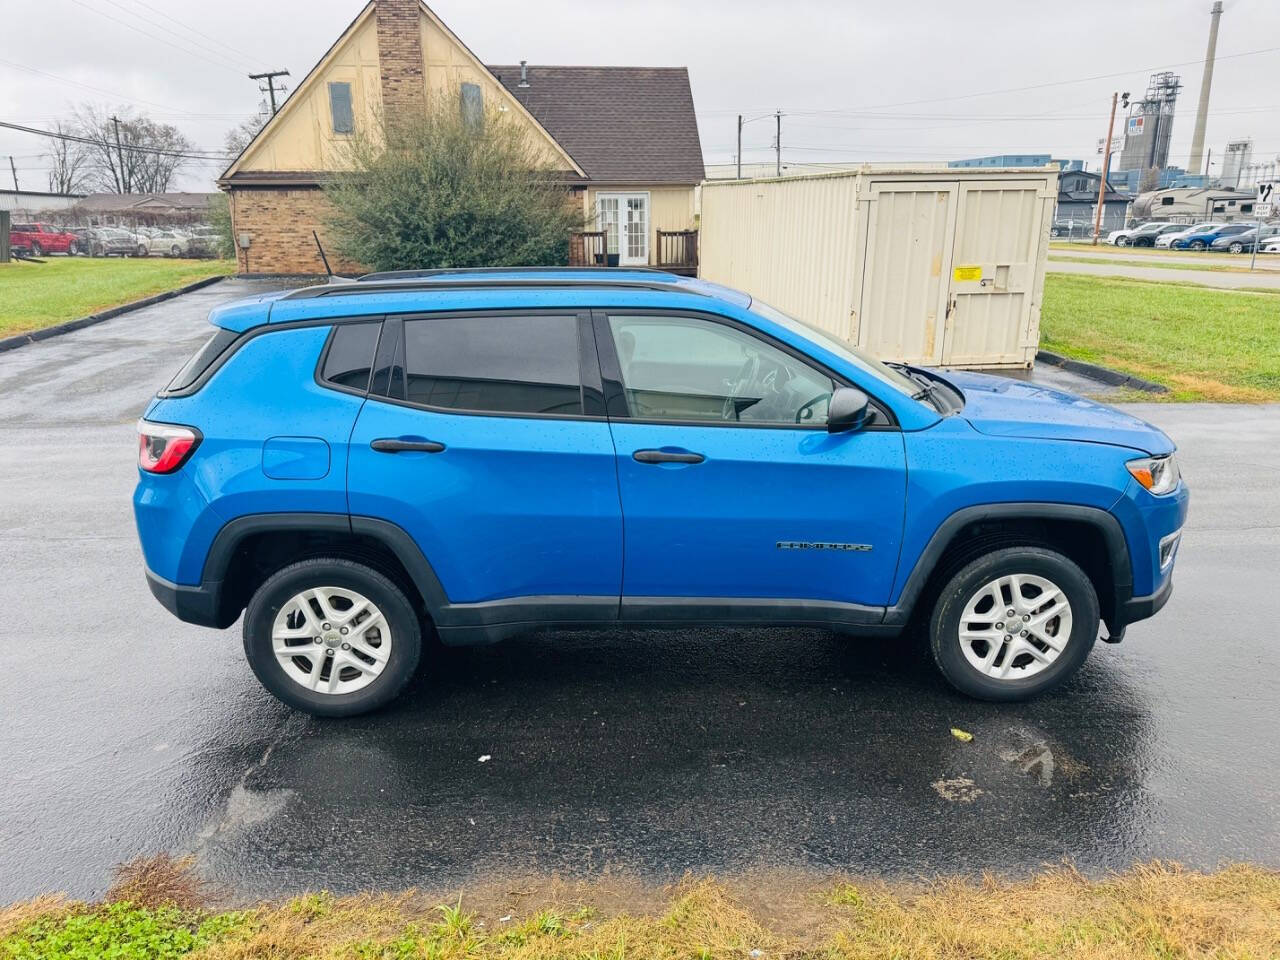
[{"x1": 1117, "y1": 571, "x2": 1174, "y2": 627}]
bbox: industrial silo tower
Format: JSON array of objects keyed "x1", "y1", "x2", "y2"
[{"x1": 1117, "y1": 72, "x2": 1182, "y2": 173}]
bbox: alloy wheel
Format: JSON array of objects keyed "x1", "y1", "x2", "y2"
[
  {"x1": 958, "y1": 573, "x2": 1072, "y2": 681},
  {"x1": 271, "y1": 586, "x2": 392, "y2": 695}
]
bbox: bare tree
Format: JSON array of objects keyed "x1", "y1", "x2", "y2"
[
  {"x1": 1138, "y1": 165, "x2": 1161, "y2": 194},
  {"x1": 72, "y1": 104, "x2": 195, "y2": 194},
  {"x1": 45, "y1": 121, "x2": 90, "y2": 194},
  {"x1": 224, "y1": 112, "x2": 268, "y2": 159}
]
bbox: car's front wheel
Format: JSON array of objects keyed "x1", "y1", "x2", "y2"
[
  {"x1": 1189, "y1": 240, "x2": 1207, "y2": 250},
  {"x1": 243, "y1": 558, "x2": 423, "y2": 717},
  {"x1": 1228, "y1": 241, "x2": 1244, "y2": 254},
  {"x1": 1115, "y1": 236, "x2": 1128, "y2": 246},
  {"x1": 929, "y1": 546, "x2": 1098, "y2": 701}
]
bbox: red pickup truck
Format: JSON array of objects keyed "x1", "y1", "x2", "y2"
[{"x1": 9, "y1": 222, "x2": 80, "y2": 256}]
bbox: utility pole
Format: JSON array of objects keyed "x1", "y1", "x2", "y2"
[
  {"x1": 775, "y1": 110, "x2": 782, "y2": 177},
  {"x1": 249, "y1": 70, "x2": 291, "y2": 115},
  {"x1": 1205, "y1": 146, "x2": 1212, "y2": 180},
  {"x1": 109, "y1": 114, "x2": 128, "y2": 194},
  {"x1": 1092, "y1": 92, "x2": 1125, "y2": 245},
  {"x1": 8, "y1": 156, "x2": 18, "y2": 192},
  {"x1": 736, "y1": 114, "x2": 742, "y2": 179}
]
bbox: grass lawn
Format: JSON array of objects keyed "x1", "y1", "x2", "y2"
[
  {"x1": 2, "y1": 856, "x2": 1278, "y2": 960},
  {"x1": 1040, "y1": 273, "x2": 1280, "y2": 402},
  {"x1": 0, "y1": 256, "x2": 235, "y2": 337}
]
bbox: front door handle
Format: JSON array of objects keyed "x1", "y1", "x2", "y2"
[
  {"x1": 633, "y1": 448, "x2": 705, "y2": 464},
  {"x1": 370, "y1": 437, "x2": 446, "y2": 454}
]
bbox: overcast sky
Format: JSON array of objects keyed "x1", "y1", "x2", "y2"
[{"x1": 3, "y1": 0, "x2": 1278, "y2": 193}]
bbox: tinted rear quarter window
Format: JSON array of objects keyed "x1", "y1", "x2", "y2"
[
  {"x1": 400, "y1": 315, "x2": 582, "y2": 416},
  {"x1": 164, "y1": 328, "x2": 239, "y2": 393},
  {"x1": 321, "y1": 322, "x2": 381, "y2": 392}
]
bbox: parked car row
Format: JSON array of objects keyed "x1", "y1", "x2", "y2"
[
  {"x1": 8, "y1": 222, "x2": 221, "y2": 258},
  {"x1": 1105, "y1": 220, "x2": 1280, "y2": 253}
]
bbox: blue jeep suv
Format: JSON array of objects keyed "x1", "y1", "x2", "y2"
[{"x1": 135, "y1": 269, "x2": 1187, "y2": 716}]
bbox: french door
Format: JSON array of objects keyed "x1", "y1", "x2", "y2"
[{"x1": 597, "y1": 192, "x2": 649, "y2": 266}]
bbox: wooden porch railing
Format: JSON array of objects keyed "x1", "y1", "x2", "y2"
[
  {"x1": 569, "y1": 228, "x2": 699, "y2": 274},
  {"x1": 569, "y1": 230, "x2": 609, "y2": 267},
  {"x1": 657, "y1": 229, "x2": 698, "y2": 275}
]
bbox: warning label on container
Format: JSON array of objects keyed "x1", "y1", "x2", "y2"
[{"x1": 953, "y1": 265, "x2": 982, "y2": 281}]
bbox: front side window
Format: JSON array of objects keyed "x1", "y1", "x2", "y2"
[
  {"x1": 400, "y1": 315, "x2": 582, "y2": 416},
  {"x1": 329, "y1": 82, "x2": 354, "y2": 134},
  {"x1": 607, "y1": 314, "x2": 834, "y2": 426}
]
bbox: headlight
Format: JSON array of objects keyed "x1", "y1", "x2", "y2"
[{"x1": 1127, "y1": 454, "x2": 1180, "y2": 495}]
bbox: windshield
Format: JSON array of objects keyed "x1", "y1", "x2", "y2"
[{"x1": 748, "y1": 299, "x2": 927, "y2": 402}]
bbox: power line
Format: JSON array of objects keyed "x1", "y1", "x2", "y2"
[
  {"x1": 0, "y1": 119, "x2": 230, "y2": 160},
  {"x1": 89, "y1": 0, "x2": 264, "y2": 73},
  {"x1": 701, "y1": 43, "x2": 1280, "y2": 118},
  {"x1": 0, "y1": 56, "x2": 241, "y2": 118},
  {"x1": 112, "y1": 0, "x2": 268, "y2": 71},
  {"x1": 63, "y1": 0, "x2": 252, "y2": 77}
]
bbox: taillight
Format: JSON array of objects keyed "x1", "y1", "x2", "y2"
[{"x1": 137, "y1": 420, "x2": 201, "y2": 474}]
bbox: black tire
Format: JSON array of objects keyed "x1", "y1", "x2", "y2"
[
  {"x1": 1115, "y1": 236, "x2": 1128, "y2": 247},
  {"x1": 31, "y1": 241, "x2": 43, "y2": 256},
  {"x1": 928, "y1": 546, "x2": 1099, "y2": 702},
  {"x1": 136, "y1": 244, "x2": 148, "y2": 257},
  {"x1": 68, "y1": 240, "x2": 79, "y2": 255},
  {"x1": 170, "y1": 245, "x2": 181, "y2": 257},
  {"x1": 243, "y1": 558, "x2": 423, "y2": 717},
  {"x1": 1189, "y1": 240, "x2": 1206, "y2": 250},
  {"x1": 1228, "y1": 241, "x2": 1244, "y2": 254}
]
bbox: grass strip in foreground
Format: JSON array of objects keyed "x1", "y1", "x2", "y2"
[
  {"x1": 1, "y1": 855, "x2": 1278, "y2": 959},
  {"x1": 1040, "y1": 273, "x2": 1280, "y2": 402}
]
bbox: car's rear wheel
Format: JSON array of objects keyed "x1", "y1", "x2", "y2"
[
  {"x1": 1229, "y1": 241, "x2": 1244, "y2": 254},
  {"x1": 243, "y1": 558, "x2": 422, "y2": 717},
  {"x1": 31, "y1": 241, "x2": 43, "y2": 256},
  {"x1": 170, "y1": 244, "x2": 181, "y2": 257},
  {"x1": 67, "y1": 240, "x2": 79, "y2": 255},
  {"x1": 929, "y1": 546, "x2": 1098, "y2": 701}
]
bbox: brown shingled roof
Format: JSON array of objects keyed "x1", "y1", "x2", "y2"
[{"x1": 488, "y1": 65, "x2": 704, "y2": 185}]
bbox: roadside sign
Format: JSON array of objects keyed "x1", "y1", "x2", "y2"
[
  {"x1": 1257, "y1": 182, "x2": 1275, "y2": 205},
  {"x1": 1096, "y1": 136, "x2": 1123, "y2": 155},
  {"x1": 1255, "y1": 203, "x2": 1273, "y2": 219}
]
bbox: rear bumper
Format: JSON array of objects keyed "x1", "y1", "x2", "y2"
[{"x1": 145, "y1": 568, "x2": 227, "y2": 628}]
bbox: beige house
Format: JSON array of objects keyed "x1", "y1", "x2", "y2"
[{"x1": 219, "y1": 0, "x2": 704, "y2": 274}]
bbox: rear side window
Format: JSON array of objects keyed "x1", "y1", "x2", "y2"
[
  {"x1": 399, "y1": 315, "x2": 582, "y2": 416},
  {"x1": 321, "y1": 322, "x2": 381, "y2": 393},
  {"x1": 164, "y1": 328, "x2": 239, "y2": 393}
]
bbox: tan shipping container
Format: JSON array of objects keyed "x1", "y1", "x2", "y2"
[{"x1": 698, "y1": 166, "x2": 1059, "y2": 370}]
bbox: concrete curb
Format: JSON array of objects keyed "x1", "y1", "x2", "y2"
[
  {"x1": 0, "y1": 275, "x2": 228, "y2": 354},
  {"x1": 1036, "y1": 350, "x2": 1169, "y2": 394}
]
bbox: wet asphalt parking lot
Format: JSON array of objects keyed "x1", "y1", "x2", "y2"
[{"x1": 1, "y1": 278, "x2": 1278, "y2": 902}]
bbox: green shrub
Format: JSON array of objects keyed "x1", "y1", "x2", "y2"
[{"x1": 324, "y1": 90, "x2": 585, "y2": 270}]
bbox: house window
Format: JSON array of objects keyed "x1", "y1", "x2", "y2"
[
  {"x1": 329, "y1": 82, "x2": 354, "y2": 134},
  {"x1": 460, "y1": 82, "x2": 484, "y2": 132},
  {"x1": 1242, "y1": 203, "x2": 1254, "y2": 213}
]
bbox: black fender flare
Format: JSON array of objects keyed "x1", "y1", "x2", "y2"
[
  {"x1": 200, "y1": 512, "x2": 450, "y2": 622},
  {"x1": 883, "y1": 503, "x2": 1133, "y2": 626}
]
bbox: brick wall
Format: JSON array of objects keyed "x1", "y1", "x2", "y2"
[
  {"x1": 375, "y1": 0, "x2": 425, "y2": 115},
  {"x1": 229, "y1": 187, "x2": 366, "y2": 275}
]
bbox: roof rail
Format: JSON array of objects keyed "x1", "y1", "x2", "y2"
[
  {"x1": 356, "y1": 266, "x2": 672, "y2": 282},
  {"x1": 281, "y1": 276, "x2": 709, "y2": 300}
]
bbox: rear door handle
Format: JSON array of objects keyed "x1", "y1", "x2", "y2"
[
  {"x1": 633, "y1": 448, "x2": 705, "y2": 464},
  {"x1": 370, "y1": 438, "x2": 446, "y2": 454}
]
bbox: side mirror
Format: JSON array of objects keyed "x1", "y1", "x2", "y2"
[{"x1": 827, "y1": 386, "x2": 870, "y2": 434}]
